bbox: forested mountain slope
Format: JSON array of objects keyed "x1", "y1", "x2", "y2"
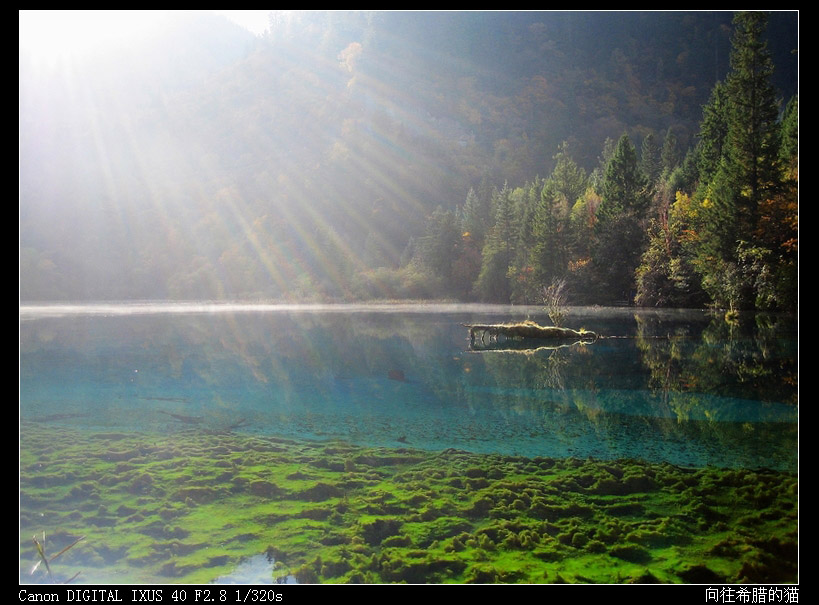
[{"x1": 19, "y1": 11, "x2": 797, "y2": 303}]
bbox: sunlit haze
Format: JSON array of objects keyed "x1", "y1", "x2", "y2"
[
  {"x1": 212, "y1": 10, "x2": 272, "y2": 36},
  {"x1": 19, "y1": 11, "x2": 797, "y2": 305},
  {"x1": 19, "y1": 10, "x2": 269, "y2": 63},
  {"x1": 20, "y1": 11, "x2": 172, "y2": 61}
]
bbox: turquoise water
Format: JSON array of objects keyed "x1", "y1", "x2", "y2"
[{"x1": 19, "y1": 303, "x2": 797, "y2": 472}]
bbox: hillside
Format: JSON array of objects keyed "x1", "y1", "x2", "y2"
[{"x1": 19, "y1": 11, "x2": 798, "y2": 301}]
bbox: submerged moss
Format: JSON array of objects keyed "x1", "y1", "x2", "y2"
[{"x1": 20, "y1": 422, "x2": 797, "y2": 584}]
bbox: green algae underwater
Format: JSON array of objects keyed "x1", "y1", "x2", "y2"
[{"x1": 20, "y1": 422, "x2": 796, "y2": 584}]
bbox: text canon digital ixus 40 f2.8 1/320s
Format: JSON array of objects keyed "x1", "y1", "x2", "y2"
[{"x1": 19, "y1": 590, "x2": 286, "y2": 604}]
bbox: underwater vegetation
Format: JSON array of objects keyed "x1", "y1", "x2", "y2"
[{"x1": 20, "y1": 422, "x2": 797, "y2": 584}]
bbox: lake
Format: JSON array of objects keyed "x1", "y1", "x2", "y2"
[{"x1": 19, "y1": 303, "x2": 798, "y2": 584}]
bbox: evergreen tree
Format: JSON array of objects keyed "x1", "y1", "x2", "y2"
[
  {"x1": 695, "y1": 81, "x2": 730, "y2": 185},
  {"x1": 589, "y1": 137, "x2": 616, "y2": 190},
  {"x1": 514, "y1": 177, "x2": 544, "y2": 262},
  {"x1": 722, "y1": 11, "x2": 781, "y2": 233},
  {"x1": 509, "y1": 178, "x2": 544, "y2": 304},
  {"x1": 752, "y1": 93, "x2": 797, "y2": 312},
  {"x1": 695, "y1": 11, "x2": 785, "y2": 309},
  {"x1": 778, "y1": 95, "x2": 798, "y2": 173},
  {"x1": 600, "y1": 134, "x2": 652, "y2": 219},
  {"x1": 473, "y1": 183, "x2": 517, "y2": 302},
  {"x1": 660, "y1": 128, "x2": 681, "y2": 177},
  {"x1": 640, "y1": 133, "x2": 662, "y2": 187},
  {"x1": 593, "y1": 134, "x2": 652, "y2": 302},
  {"x1": 460, "y1": 187, "x2": 490, "y2": 246},
  {"x1": 675, "y1": 147, "x2": 700, "y2": 196},
  {"x1": 491, "y1": 182, "x2": 517, "y2": 265},
  {"x1": 533, "y1": 143, "x2": 586, "y2": 288},
  {"x1": 415, "y1": 206, "x2": 460, "y2": 283},
  {"x1": 550, "y1": 141, "x2": 588, "y2": 207},
  {"x1": 534, "y1": 179, "x2": 564, "y2": 286}
]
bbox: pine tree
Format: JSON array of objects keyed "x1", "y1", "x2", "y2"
[
  {"x1": 723, "y1": 11, "x2": 781, "y2": 234},
  {"x1": 695, "y1": 11, "x2": 785, "y2": 309},
  {"x1": 589, "y1": 137, "x2": 616, "y2": 190},
  {"x1": 778, "y1": 95, "x2": 798, "y2": 174},
  {"x1": 509, "y1": 178, "x2": 543, "y2": 304},
  {"x1": 415, "y1": 206, "x2": 460, "y2": 282},
  {"x1": 460, "y1": 187, "x2": 489, "y2": 246},
  {"x1": 660, "y1": 128, "x2": 680, "y2": 177},
  {"x1": 640, "y1": 133, "x2": 662, "y2": 187},
  {"x1": 696, "y1": 81, "x2": 730, "y2": 185},
  {"x1": 600, "y1": 134, "x2": 652, "y2": 219},
  {"x1": 534, "y1": 179, "x2": 564, "y2": 286},
  {"x1": 533, "y1": 142, "x2": 587, "y2": 287},
  {"x1": 550, "y1": 141, "x2": 588, "y2": 208},
  {"x1": 593, "y1": 134, "x2": 652, "y2": 302},
  {"x1": 473, "y1": 183, "x2": 517, "y2": 302}
]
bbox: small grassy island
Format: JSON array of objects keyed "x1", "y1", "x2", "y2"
[{"x1": 465, "y1": 321, "x2": 598, "y2": 351}]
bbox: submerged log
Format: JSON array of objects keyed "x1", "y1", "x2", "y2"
[{"x1": 464, "y1": 320, "x2": 597, "y2": 349}]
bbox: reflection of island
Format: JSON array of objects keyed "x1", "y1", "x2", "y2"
[
  {"x1": 467, "y1": 341, "x2": 590, "y2": 354},
  {"x1": 465, "y1": 321, "x2": 597, "y2": 351}
]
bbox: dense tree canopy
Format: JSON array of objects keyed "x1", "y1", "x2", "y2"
[{"x1": 407, "y1": 11, "x2": 796, "y2": 313}]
